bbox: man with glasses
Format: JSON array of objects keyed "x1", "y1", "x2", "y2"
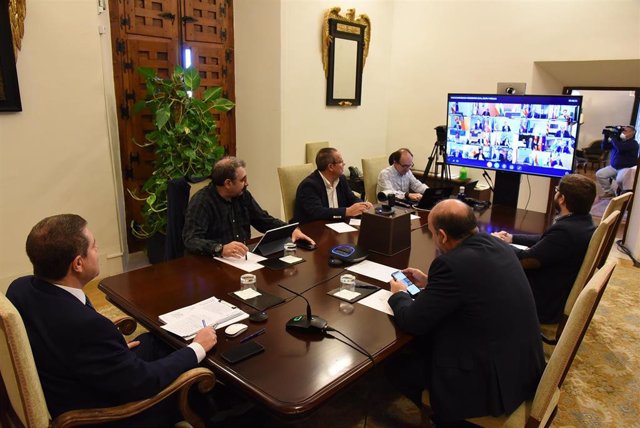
[
  {"x1": 377, "y1": 148, "x2": 428, "y2": 202},
  {"x1": 184, "y1": 156, "x2": 314, "y2": 257},
  {"x1": 293, "y1": 147, "x2": 372, "y2": 223},
  {"x1": 492, "y1": 174, "x2": 596, "y2": 323}
]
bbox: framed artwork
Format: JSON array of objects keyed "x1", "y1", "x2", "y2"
[{"x1": 0, "y1": 0, "x2": 22, "y2": 112}]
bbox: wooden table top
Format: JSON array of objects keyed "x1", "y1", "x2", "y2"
[{"x1": 99, "y1": 205, "x2": 547, "y2": 416}]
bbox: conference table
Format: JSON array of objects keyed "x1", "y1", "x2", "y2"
[{"x1": 99, "y1": 205, "x2": 548, "y2": 419}]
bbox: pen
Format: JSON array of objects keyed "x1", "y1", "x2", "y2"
[
  {"x1": 239, "y1": 328, "x2": 266, "y2": 343},
  {"x1": 202, "y1": 319, "x2": 206, "y2": 327}
]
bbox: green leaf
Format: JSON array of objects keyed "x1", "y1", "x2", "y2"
[
  {"x1": 212, "y1": 98, "x2": 235, "y2": 112},
  {"x1": 183, "y1": 148, "x2": 197, "y2": 159},
  {"x1": 137, "y1": 67, "x2": 156, "y2": 80},
  {"x1": 203, "y1": 87, "x2": 222, "y2": 103},
  {"x1": 155, "y1": 106, "x2": 171, "y2": 129},
  {"x1": 183, "y1": 67, "x2": 201, "y2": 92},
  {"x1": 133, "y1": 100, "x2": 147, "y2": 114}
]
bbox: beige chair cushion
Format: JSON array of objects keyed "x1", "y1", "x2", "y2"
[
  {"x1": 305, "y1": 141, "x2": 329, "y2": 164},
  {"x1": 361, "y1": 156, "x2": 389, "y2": 203},
  {"x1": 277, "y1": 163, "x2": 315, "y2": 221},
  {"x1": 188, "y1": 178, "x2": 212, "y2": 201},
  {"x1": 0, "y1": 293, "x2": 50, "y2": 427}
]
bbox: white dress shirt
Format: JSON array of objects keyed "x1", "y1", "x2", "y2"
[{"x1": 376, "y1": 165, "x2": 428, "y2": 199}]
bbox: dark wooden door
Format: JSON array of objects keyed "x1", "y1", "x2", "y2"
[{"x1": 109, "y1": 0, "x2": 235, "y2": 252}]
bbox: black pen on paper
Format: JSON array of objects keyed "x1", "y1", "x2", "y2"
[{"x1": 240, "y1": 328, "x2": 266, "y2": 343}]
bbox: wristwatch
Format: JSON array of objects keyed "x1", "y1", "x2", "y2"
[{"x1": 213, "y1": 243, "x2": 223, "y2": 257}]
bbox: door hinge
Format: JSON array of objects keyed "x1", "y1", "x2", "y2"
[
  {"x1": 225, "y1": 49, "x2": 233, "y2": 63},
  {"x1": 120, "y1": 16, "x2": 130, "y2": 29},
  {"x1": 219, "y1": 3, "x2": 226, "y2": 17},
  {"x1": 123, "y1": 60, "x2": 134, "y2": 71},
  {"x1": 124, "y1": 166, "x2": 134, "y2": 179},
  {"x1": 221, "y1": 28, "x2": 227, "y2": 41},
  {"x1": 116, "y1": 39, "x2": 126, "y2": 54},
  {"x1": 129, "y1": 152, "x2": 140, "y2": 166},
  {"x1": 120, "y1": 104, "x2": 129, "y2": 119},
  {"x1": 124, "y1": 90, "x2": 136, "y2": 101}
]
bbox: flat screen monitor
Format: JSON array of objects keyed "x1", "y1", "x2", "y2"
[{"x1": 445, "y1": 93, "x2": 583, "y2": 179}]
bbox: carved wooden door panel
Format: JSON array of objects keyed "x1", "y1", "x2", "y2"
[{"x1": 109, "y1": 0, "x2": 235, "y2": 252}]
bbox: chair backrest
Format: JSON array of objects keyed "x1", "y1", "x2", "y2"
[
  {"x1": 597, "y1": 192, "x2": 632, "y2": 268},
  {"x1": 563, "y1": 210, "x2": 619, "y2": 321},
  {"x1": 277, "y1": 163, "x2": 315, "y2": 222},
  {"x1": 529, "y1": 261, "x2": 616, "y2": 426},
  {"x1": 165, "y1": 177, "x2": 212, "y2": 260},
  {"x1": 305, "y1": 142, "x2": 329, "y2": 164},
  {"x1": 0, "y1": 293, "x2": 50, "y2": 428},
  {"x1": 361, "y1": 156, "x2": 389, "y2": 204}
]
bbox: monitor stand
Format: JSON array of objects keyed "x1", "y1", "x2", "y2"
[{"x1": 493, "y1": 171, "x2": 520, "y2": 208}]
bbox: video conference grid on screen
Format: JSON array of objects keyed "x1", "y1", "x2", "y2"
[{"x1": 445, "y1": 94, "x2": 583, "y2": 179}]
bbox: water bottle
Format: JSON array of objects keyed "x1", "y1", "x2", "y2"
[{"x1": 457, "y1": 185, "x2": 466, "y2": 201}]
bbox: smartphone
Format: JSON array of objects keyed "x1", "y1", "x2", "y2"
[
  {"x1": 221, "y1": 341, "x2": 265, "y2": 364},
  {"x1": 392, "y1": 271, "x2": 421, "y2": 297}
]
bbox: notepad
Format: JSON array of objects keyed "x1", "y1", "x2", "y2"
[{"x1": 160, "y1": 296, "x2": 249, "y2": 339}]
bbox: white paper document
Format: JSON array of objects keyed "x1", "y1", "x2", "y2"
[
  {"x1": 233, "y1": 288, "x2": 262, "y2": 300},
  {"x1": 214, "y1": 251, "x2": 266, "y2": 272},
  {"x1": 334, "y1": 289, "x2": 361, "y2": 301},
  {"x1": 358, "y1": 288, "x2": 394, "y2": 316},
  {"x1": 160, "y1": 296, "x2": 248, "y2": 339},
  {"x1": 280, "y1": 255, "x2": 303, "y2": 264},
  {"x1": 347, "y1": 260, "x2": 398, "y2": 283},
  {"x1": 349, "y1": 218, "x2": 361, "y2": 227},
  {"x1": 410, "y1": 214, "x2": 420, "y2": 221},
  {"x1": 326, "y1": 222, "x2": 358, "y2": 233}
]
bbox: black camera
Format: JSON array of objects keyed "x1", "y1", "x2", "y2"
[{"x1": 602, "y1": 126, "x2": 623, "y2": 138}]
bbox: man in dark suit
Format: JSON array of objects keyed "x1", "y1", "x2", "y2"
[
  {"x1": 7, "y1": 214, "x2": 218, "y2": 426},
  {"x1": 293, "y1": 147, "x2": 372, "y2": 223},
  {"x1": 492, "y1": 174, "x2": 597, "y2": 323},
  {"x1": 388, "y1": 199, "x2": 544, "y2": 423}
]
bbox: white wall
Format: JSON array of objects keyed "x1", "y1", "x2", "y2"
[
  {"x1": 0, "y1": 0, "x2": 123, "y2": 291},
  {"x1": 576, "y1": 90, "x2": 636, "y2": 149}
]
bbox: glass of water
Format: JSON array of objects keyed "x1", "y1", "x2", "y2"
[{"x1": 240, "y1": 274, "x2": 257, "y2": 291}]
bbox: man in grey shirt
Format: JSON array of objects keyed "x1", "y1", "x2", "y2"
[{"x1": 377, "y1": 148, "x2": 428, "y2": 202}]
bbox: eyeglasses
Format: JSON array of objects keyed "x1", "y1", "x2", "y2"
[{"x1": 398, "y1": 162, "x2": 414, "y2": 169}]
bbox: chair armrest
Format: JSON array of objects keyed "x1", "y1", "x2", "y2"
[
  {"x1": 52, "y1": 367, "x2": 216, "y2": 428},
  {"x1": 113, "y1": 316, "x2": 137, "y2": 336},
  {"x1": 541, "y1": 333, "x2": 558, "y2": 346}
]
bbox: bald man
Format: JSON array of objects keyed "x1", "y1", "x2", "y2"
[{"x1": 388, "y1": 199, "x2": 544, "y2": 424}]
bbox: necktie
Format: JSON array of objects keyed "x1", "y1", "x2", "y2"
[{"x1": 85, "y1": 296, "x2": 95, "y2": 310}]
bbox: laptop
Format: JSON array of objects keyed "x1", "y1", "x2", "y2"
[
  {"x1": 249, "y1": 222, "x2": 299, "y2": 256},
  {"x1": 415, "y1": 187, "x2": 454, "y2": 210}
]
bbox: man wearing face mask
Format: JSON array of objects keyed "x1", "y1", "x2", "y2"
[
  {"x1": 492, "y1": 174, "x2": 596, "y2": 323},
  {"x1": 596, "y1": 125, "x2": 638, "y2": 198}
]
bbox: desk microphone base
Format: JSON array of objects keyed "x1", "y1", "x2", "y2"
[{"x1": 286, "y1": 315, "x2": 328, "y2": 333}]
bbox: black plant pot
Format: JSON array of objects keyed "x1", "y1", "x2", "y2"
[{"x1": 146, "y1": 233, "x2": 167, "y2": 264}]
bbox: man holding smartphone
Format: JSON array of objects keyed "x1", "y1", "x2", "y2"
[{"x1": 387, "y1": 199, "x2": 544, "y2": 425}]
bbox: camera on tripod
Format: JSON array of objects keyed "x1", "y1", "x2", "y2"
[{"x1": 602, "y1": 125, "x2": 624, "y2": 138}]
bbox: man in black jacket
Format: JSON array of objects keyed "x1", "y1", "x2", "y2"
[
  {"x1": 293, "y1": 147, "x2": 371, "y2": 223},
  {"x1": 7, "y1": 214, "x2": 218, "y2": 426},
  {"x1": 596, "y1": 125, "x2": 638, "y2": 197},
  {"x1": 492, "y1": 174, "x2": 597, "y2": 323},
  {"x1": 388, "y1": 199, "x2": 544, "y2": 423}
]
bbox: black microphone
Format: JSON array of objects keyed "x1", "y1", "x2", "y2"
[
  {"x1": 277, "y1": 284, "x2": 328, "y2": 333},
  {"x1": 482, "y1": 170, "x2": 495, "y2": 193}
]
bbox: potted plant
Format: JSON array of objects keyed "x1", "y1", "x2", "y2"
[{"x1": 128, "y1": 65, "x2": 235, "y2": 261}]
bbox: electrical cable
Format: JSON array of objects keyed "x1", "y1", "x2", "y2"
[
  {"x1": 523, "y1": 175, "x2": 532, "y2": 212},
  {"x1": 324, "y1": 326, "x2": 375, "y2": 428},
  {"x1": 615, "y1": 239, "x2": 640, "y2": 267}
]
